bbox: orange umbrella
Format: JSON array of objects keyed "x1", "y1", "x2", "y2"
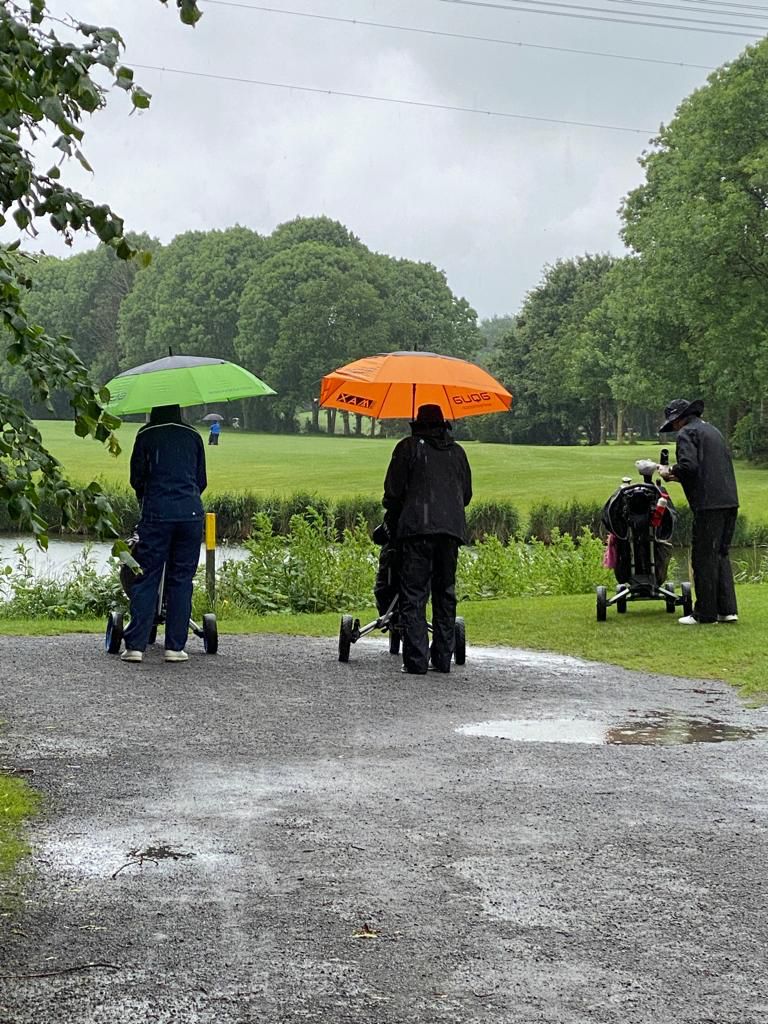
[{"x1": 319, "y1": 351, "x2": 512, "y2": 420}]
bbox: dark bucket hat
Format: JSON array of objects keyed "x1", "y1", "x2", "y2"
[
  {"x1": 412, "y1": 403, "x2": 447, "y2": 427},
  {"x1": 659, "y1": 398, "x2": 704, "y2": 433}
]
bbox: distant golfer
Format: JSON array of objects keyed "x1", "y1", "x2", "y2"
[
  {"x1": 208, "y1": 419, "x2": 221, "y2": 446},
  {"x1": 121, "y1": 404, "x2": 207, "y2": 663},
  {"x1": 657, "y1": 398, "x2": 739, "y2": 625},
  {"x1": 383, "y1": 404, "x2": 472, "y2": 674}
]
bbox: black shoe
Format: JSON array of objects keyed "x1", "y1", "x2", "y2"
[{"x1": 401, "y1": 665, "x2": 427, "y2": 675}]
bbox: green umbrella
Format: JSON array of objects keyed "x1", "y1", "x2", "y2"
[{"x1": 104, "y1": 355, "x2": 276, "y2": 415}]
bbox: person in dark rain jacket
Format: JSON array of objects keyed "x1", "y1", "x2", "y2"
[
  {"x1": 383, "y1": 404, "x2": 472, "y2": 674},
  {"x1": 657, "y1": 398, "x2": 739, "y2": 625},
  {"x1": 121, "y1": 404, "x2": 207, "y2": 662}
]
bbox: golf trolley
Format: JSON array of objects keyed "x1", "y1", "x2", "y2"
[
  {"x1": 338, "y1": 593, "x2": 466, "y2": 664},
  {"x1": 105, "y1": 539, "x2": 218, "y2": 655},
  {"x1": 596, "y1": 454, "x2": 692, "y2": 622},
  {"x1": 339, "y1": 531, "x2": 466, "y2": 663}
]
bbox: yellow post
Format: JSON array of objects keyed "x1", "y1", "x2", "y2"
[{"x1": 205, "y1": 512, "x2": 216, "y2": 605}]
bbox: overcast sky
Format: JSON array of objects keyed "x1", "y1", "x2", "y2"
[{"x1": 11, "y1": 0, "x2": 765, "y2": 317}]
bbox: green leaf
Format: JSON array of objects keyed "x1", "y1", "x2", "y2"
[{"x1": 131, "y1": 86, "x2": 151, "y2": 110}]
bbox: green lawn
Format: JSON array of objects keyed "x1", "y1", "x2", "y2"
[
  {"x1": 0, "y1": 770, "x2": 39, "y2": 885},
  {"x1": 1, "y1": 584, "x2": 765, "y2": 699},
  {"x1": 37, "y1": 421, "x2": 768, "y2": 519}
]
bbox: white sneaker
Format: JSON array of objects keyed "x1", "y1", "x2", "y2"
[
  {"x1": 717, "y1": 614, "x2": 738, "y2": 623},
  {"x1": 678, "y1": 615, "x2": 716, "y2": 625},
  {"x1": 164, "y1": 649, "x2": 189, "y2": 663},
  {"x1": 120, "y1": 649, "x2": 143, "y2": 662}
]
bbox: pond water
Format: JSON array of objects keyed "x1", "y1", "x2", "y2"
[
  {"x1": 0, "y1": 535, "x2": 249, "y2": 575},
  {"x1": 0, "y1": 536, "x2": 762, "y2": 581}
]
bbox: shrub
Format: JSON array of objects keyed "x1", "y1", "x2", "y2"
[
  {"x1": 333, "y1": 496, "x2": 382, "y2": 538},
  {"x1": 0, "y1": 544, "x2": 125, "y2": 620},
  {"x1": 217, "y1": 509, "x2": 377, "y2": 615},
  {"x1": 457, "y1": 528, "x2": 612, "y2": 601},
  {"x1": 466, "y1": 500, "x2": 520, "y2": 544},
  {"x1": 526, "y1": 500, "x2": 603, "y2": 544}
]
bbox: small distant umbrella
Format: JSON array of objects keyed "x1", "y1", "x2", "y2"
[
  {"x1": 202, "y1": 413, "x2": 225, "y2": 422},
  {"x1": 104, "y1": 354, "x2": 276, "y2": 415}
]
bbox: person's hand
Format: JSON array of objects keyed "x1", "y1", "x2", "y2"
[{"x1": 657, "y1": 464, "x2": 672, "y2": 479}]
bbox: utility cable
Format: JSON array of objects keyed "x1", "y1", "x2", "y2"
[
  {"x1": 602, "y1": 0, "x2": 768, "y2": 19},
  {"x1": 199, "y1": 0, "x2": 716, "y2": 70},
  {"x1": 614, "y1": 0, "x2": 768, "y2": 12},
  {"x1": 434, "y1": 0, "x2": 764, "y2": 35},
  {"x1": 132, "y1": 62, "x2": 656, "y2": 134}
]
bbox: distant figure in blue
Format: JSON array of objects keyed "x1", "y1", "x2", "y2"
[
  {"x1": 208, "y1": 419, "x2": 221, "y2": 446},
  {"x1": 121, "y1": 404, "x2": 207, "y2": 664}
]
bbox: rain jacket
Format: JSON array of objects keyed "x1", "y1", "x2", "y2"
[
  {"x1": 130, "y1": 421, "x2": 207, "y2": 523},
  {"x1": 671, "y1": 416, "x2": 739, "y2": 511},
  {"x1": 383, "y1": 425, "x2": 472, "y2": 543}
]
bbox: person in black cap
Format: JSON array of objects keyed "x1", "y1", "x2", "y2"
[
  {"x1": 382, "y1": 404, "x2": 472, "y2": 673},
  {"x1": 121, "y1": 404, "x2": 207, "y2": 662},
  {"x1": 657, "y1": 398, "x2": 739, "y2": 625}
]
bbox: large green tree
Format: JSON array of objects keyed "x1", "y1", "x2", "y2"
[
  {"x1": 0, "y1": 0, "x2": 201, "y2": 543},
  {"x1": 118, "y1": 226, "x2": 265, "y2": 367},
  {"x1": 621, "y1": 37, "x2": 768, "y2": 446},
  {"x1": 236, "y1": 240, "x2": 389, "y2": 429},
  {"x1": 492, "y1": 255, "x2": 616, "y2": 445},
  {"x1": 10, "y1": 233, "x2": 160, "y2": 413},
  {"x1": 380, "y1": 258, "x2": 479, "y2": 357}
]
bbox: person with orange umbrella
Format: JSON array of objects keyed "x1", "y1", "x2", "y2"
[
  {"x1": 320, "y1": 350, "x2": 510, "y2": 673},
  {"x1": 382, "y1": 403, "x2": 472, "y2": 675}
]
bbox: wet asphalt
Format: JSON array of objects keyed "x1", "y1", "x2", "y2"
[{"x1": 1, "y1": 632, "x2": 767, "y2": 1024}]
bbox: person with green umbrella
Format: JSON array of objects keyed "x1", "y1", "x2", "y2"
[{"x1": 120, "y1": 404, "x2": 207, "y2": 663}]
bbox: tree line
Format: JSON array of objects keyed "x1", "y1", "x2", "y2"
[{"x1": 3, "y1": 215, "x2": 480, "y2": 434}]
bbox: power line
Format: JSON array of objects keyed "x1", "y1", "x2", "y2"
[
  {"x1": 133, "y1": 62, "x2": 656, "y2": 133},
  {"x1": 628, "y1": 0, "x2": 768, "y2": 12},
  {"x1": 199, "y1": 0, "x2": 716, "y2": 70},
  {"x1": 437, "y1": 0, "x2": 767, "y2": 32},
  {"x1": 435, "y1": 0, "x2": 765, "y2": 35},
  {"x1": 603, "y1": 0, "x2": 768, "y2": 19}
]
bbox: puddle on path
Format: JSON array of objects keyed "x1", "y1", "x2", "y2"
[{"x1": 457, "y1": 711, "x2": 766, "y2": 746}]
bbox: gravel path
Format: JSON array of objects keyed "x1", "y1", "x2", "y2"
[{"x1": 1, "y1": 633, "x2": 767, "y2": 1024}]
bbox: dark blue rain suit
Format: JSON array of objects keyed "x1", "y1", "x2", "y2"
[
  {"x1": 123, "y1": 410, "x2": 207, "y2": 653},
  {"x1": 383, "y1": 423, "x2": 472, "y2": 673},
  {"x1": 671, "y1": 416, "x2": 739, "y2": 623}
]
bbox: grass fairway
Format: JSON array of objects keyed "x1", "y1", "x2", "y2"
[
  {"x1": 1, "y1": 584, "x2": 765, "y2": 699},
  {"x1": 37, "y1": 421, "x2": 768, "y2": 519}
]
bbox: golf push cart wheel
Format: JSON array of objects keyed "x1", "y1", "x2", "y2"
[
  {"x1": 339, "y1": 614, "x2": 354, "y2": 663},
  {"x1": 681, "y1": 582, "x2": 693, "y2": 617},
  {"x1": 454, "y1": 616, "x2": 466, "y2": 666},
  {"x1": 148, "y1": 624, "x2": 158, "y2": 645},
  {"x1": 665, "y1": 583, "x2": 676, "y2": 614},
  {"x1": 105, "y1": 611, "x2": 124, "y2": 654},
  {"x1": 388, "y1": 629, "x2": 401, "y2": 656},
  {"x1": 596, "y1": 585, "x2": 607, "y2": 622},
  {"x1": 202, "y1": 613, "x2": 218, "y2": 654},
  {"x1": 615, "y1": 585, "x2": 627, "y2": 614}
]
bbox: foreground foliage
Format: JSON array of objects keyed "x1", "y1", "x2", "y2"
[{"x1": 0, "y1": 0, "x2": 199, "y2": 543}]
